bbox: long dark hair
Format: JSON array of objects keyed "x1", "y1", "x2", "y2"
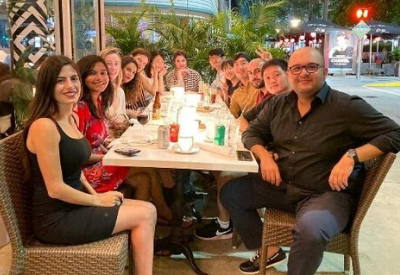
[
  {"x1": 25, "y1": 55, "x2": 81, "y2": 129},
  {"x1": 145, "y1": 51, "x2": 165, "y2": 78},
  {"x1": 121, "y1": 56, "x2": 139, "y2": 104},
  {"x1": 77, "y1": 55, "x2": 113, "y2": 119},
  {"x1": 221, "y1": 59, "x2": 234, "y2": 87}
]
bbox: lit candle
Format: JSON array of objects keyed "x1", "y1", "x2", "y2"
[{"x1": 171, "y1": 86, "x2": 184, "y2": 103}]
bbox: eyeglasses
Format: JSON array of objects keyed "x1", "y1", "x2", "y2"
[{"x1": 289, "y1": 63, "x2": 324, "y2": 75}]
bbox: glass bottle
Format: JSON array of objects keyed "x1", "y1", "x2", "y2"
[{"x1": 152, "y1": 91, "x2": 161, "y2": 120}]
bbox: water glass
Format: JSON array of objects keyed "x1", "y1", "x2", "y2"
[
  {"x1": 228, "y1": 119, "x2": 240, "y2": 150},
  {"x1": 178, "y1": 135, "x2": 194, "y2": 152}
]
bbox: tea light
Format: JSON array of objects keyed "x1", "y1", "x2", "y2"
[
  {"x1": 178, "y1": 106, "x2": 197, "y2": 137},
  {"x1": 171, "y1": 86, "x2": 185, "y2": 103}
]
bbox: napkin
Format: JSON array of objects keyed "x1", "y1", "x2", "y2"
[
  {"x1": 107, "y1": 136, "x2": 155, "y2": 149},
  {"x1": 106, "y1": 137, "x2": 133, "y2": 149},
  {"x1": 197, "y1": 142, "x2": 234, "y2": 157}
]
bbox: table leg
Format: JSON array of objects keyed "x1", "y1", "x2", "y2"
[{"x1": 155, "y1": 169, "x2": 208, "y2": 275}]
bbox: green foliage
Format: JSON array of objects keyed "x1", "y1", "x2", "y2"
[
  {"x1": 209, "y1": 1, "x2": 285, "y2": 58},
  {"x1": 10, "y1": 78, "x2": 34, "y2": 130},
  {"x1": 106, "y1": 9, "x2": 151, "y2": 55},
  {"x1": 7, "y1": 47, "x2": 35, "y2": 131},
  {"x1": 276, "y1": 0, "x2": 324, "y2": 25},
  {"x1": 11, "y1": 46, "x2": 36, "y2": 85},
  {"x1": 392, "y1": 48, "x2": 400, "y2": 61}
]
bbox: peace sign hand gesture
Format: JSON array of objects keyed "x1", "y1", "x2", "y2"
[{"x1": 256, "y1": 46, "x2": 273, "y2": 61}]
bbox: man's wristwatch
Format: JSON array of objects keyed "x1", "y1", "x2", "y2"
[{"x1": 346, "y1": 149, "x2": 359, "y2": 163}]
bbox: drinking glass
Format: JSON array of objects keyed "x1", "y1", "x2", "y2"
[
  {"x1": 169, "y1": 124, "x2": 180, "y2": 142},
  {"x1": 136, "y1": 107, "x2": 149, "y2": 134},
  {"x1": 178, "y1": 135, "x2": 194, "y2": 152},
  {"x1": 210, "y1": 88, "x2": 217, "y2": 104}
]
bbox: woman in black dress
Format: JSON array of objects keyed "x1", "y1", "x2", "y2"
[{"x1": 24, "y1": 55, "x2": 156, "y2": 275}]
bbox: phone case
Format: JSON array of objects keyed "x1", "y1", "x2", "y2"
[{"x1": 114, "y1": 148, "x2": 140, "y2": 156}]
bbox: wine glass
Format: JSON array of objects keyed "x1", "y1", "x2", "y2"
[{"x1": 136, "y1": 107, "x2": 149, "y2": 134}]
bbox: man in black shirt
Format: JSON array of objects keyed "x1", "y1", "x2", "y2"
[{"x1": 220, "y1": 47, "x2": 400, "y2": 275}]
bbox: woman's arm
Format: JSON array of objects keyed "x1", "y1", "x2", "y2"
[
  {"x1": 27, "y1": 118, "x2": 122, "y2": 207},
  {"x1": 140, "y1": 71, "x2": 158, "y2": 96},
  {"x1": 81, "y1": 172, "x2": 97, "y2": 195},
  {"x1": 87, "y1": 153, "x2": 104, "y2": 164},
  {"x1": 158, "y1": 66, "x2": 167, "y2": 93},
  {"x1": 127, "y1": 109, "x2": 138, "y2": 119}
]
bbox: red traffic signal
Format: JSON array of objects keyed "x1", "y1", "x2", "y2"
[{"x1": 356, "y1": 8, "x2": 369, "y2": 19}]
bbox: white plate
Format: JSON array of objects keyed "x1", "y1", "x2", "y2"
[{"x1": 174, "y1": 147, "x2": 200, "y2": 154}]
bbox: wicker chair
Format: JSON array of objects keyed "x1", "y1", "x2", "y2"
[
  {"x1": 0, "y1": 132, "x2": 132, "y2": 275},
  {"x1": 259, "y1": 153, "x2": 396, "y2": 275}
]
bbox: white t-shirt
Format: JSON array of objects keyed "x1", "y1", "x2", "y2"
[{"x1": 106, "y1": 87, "x2": 127, "y2": 118}]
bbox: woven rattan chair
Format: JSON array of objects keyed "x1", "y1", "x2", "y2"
[
  {"x1": 0, "y1": 132, "x2": 132, "y2": 275},
  {"x1": 259, "y1": 152, "x2": 396, "y2": 275}
]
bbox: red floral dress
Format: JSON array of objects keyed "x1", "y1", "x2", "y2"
[{"x1": 76, "y1": 100, "x2": 129, "y2": 193}]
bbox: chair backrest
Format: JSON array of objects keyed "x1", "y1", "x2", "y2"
[
  {"x1": 351, "y1": 153, "x2": 396, "y2": 235},
  {"x1": 0, "y1": 131, "x2": 33, "y2": 253}
]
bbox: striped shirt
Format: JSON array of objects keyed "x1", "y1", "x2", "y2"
[{"x1": 165, "y1": 68, "x2": 202, "y2": 92}]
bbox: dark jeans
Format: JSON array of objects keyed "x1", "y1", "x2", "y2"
[{"x1": 220, "y1": 173, "x2": 354, "y2": 275}]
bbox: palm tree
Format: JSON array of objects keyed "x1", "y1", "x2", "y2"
[{"x1": 105, "y1": 8, "x2": 151, "y2": 55}]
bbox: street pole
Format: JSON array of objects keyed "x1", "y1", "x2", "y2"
[
  {"x1": 356, "y1": 38, "x2": 362, "y2": 79},
  {"x1": 369, "y1": 33, "x2": 373, "y2": 68},
  {"x1": 352, "y1": 20, "x2": 371, "y2": 79}
]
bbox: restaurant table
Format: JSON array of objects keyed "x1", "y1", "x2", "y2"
[{"x1": 103, "y1": 101, "x2": 258, "y2": 275}]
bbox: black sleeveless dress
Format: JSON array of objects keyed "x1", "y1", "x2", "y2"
[{"x1": 28, "y1": 119, "x2": 120, "y2": 244}]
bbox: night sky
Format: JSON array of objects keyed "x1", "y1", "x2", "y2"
[{"x1": 231, "y1": 0, "x2": 238, "y2": 9}]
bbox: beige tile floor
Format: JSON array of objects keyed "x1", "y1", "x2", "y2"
[{"x1": 1, "y1": 156, "x2": 399, "y2": 275}]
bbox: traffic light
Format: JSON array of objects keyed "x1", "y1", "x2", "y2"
[{"x1": 356, "y1": 8, "x2": 369, "y2": 20}]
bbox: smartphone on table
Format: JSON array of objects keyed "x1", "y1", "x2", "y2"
[
  {"x1": 114, "y1": 148, "x2": 140, "y2": 157},
  {"x1": 236, "y1": 150, "x2": 253, "y2": 161}
]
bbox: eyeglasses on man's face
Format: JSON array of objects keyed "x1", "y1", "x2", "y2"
[{"x1": 289, "y1": 63, "x2": 324, "y2": 75}]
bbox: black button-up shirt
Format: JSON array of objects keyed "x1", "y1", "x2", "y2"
[
  {"x1": 243, "y1": 82, "x2": 400, "y2": 195},
  {"x1": 243, "y1": 93, "x2": 282, "y2": 122}
]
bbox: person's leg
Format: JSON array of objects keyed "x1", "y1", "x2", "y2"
[
  {"x1": 158, "y1": 168, "x2": 175, "y2": 188},
  {"x1": 195, "y1": 171, "x2": 247, "y2": 240},
  {"x1": 220, "y1": 173, "x2": 294, "y2": 249},
  {"x1": 125, "y1": 169, "x2": 151, "y2": 201},
  {"x1": 287, "y1": 192, "x2": 354, "y2": 275},
  {"x1": 127, "y1": 167, "x2": 173, "y2": 222},
  {"x1": 139, "y1": 167, "x2": 173, "y2": 222},
  {"x1": 112, "y1": 199, "x2": 157, "y2": 275},
  {"x1": 220, "y1": 173, "x2": 294, "y2": 273},
  {"x1": 217, "y1": 171, "x2": 247, "y2": 222}
]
